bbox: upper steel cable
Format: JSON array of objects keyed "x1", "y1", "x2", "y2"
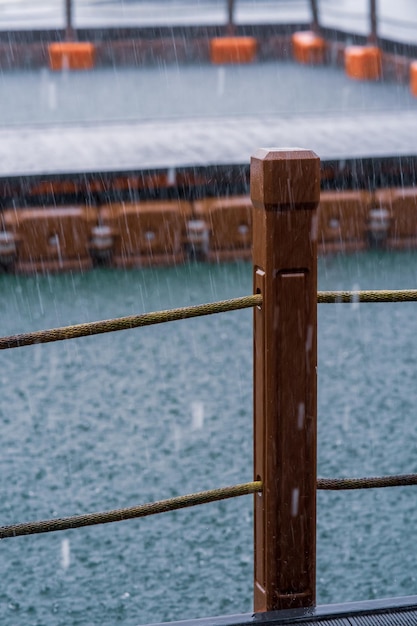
[
  {"x1": 0, "y1": 295, "x2": 262, "y2": 350},
  {"x1": 318, "y1": 289, "x2": 417, "y2": 303},
  {"x1": 1, "y1": 290, "x2": 417, "y2": 351}
]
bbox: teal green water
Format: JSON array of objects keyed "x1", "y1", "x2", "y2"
[{"x1": 1, "y1": 253, "x2": 417, "y2": 625}]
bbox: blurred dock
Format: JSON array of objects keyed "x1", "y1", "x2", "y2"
[
  {"x1": 0, "y1": 58, "x2": 416, "y2": 194},
  {"x1": 1, "y1": 1, "x2": 417, "y2": 271},
  {"x1": 0, "y1": 0, "x2": 416, "y2": 191}
]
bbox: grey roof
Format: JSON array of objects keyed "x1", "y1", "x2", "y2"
[
  {"x1": 0, "y1": 61, "x2": 416, "y2": 178},
  {"x1": 1, "y1": 110, "x2": 417, "y2": 178},
  {"x1": 1, "y1": 0, "x2": 417, "y2": 45}
]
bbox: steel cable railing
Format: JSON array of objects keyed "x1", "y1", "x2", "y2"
[
  {"x1": 4, "y1": 148, "x2": 417, "y2": 608},
  {"x1": 318, "y1": 289, "x2": 417, "y2": 303},
  {"x1": 3, "y1": 473, "x2": 417, "y2": 540},
  {"x1": 0, "y1": 295, "x2": 262, "y2": 350},
  {"x1": 0, "y1": 482, "x2": 262, "y2": 539},
  {"x1": 318, "y1": 474, "x2": 417, "y2": 490},
  {"x1": 2, "y1": 289, "x2": 417, "y2": 544},
  {"x1": 2, "y1": 290, "x2": 417, "y2": 351}
]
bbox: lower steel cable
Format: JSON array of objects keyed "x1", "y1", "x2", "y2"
[
  {"x1": 2, "y1": 474, "x2": 417, "y2": 539},
  {"x1": 0, "y1": 481, "x2": 262, "y2": 539}
]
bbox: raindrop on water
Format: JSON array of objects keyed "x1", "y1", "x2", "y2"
[{"x1": 61, "y1": 538, "x2": 70, "y2": 570}]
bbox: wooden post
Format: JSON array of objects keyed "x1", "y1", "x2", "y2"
[
  {"x1": 65, "y1": 0, "x2": 75, "y2": 41},
  {"x1": 369, "y1": 0, "x2": 378, "y2": 45},
  {"x1": 251, "y1": 148, "x2": 320, "y2": 612},
  {"x1": 227, "y1": 0, "x2": 236, "y2": 36},
  {"x1": 310, "y1": 0, "x2": 320, "y2": 35}
]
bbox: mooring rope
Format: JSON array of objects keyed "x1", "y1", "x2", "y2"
[
  {"x1": 0, "y1": 294, "x2": 262, "y2": 351},
  {"x1": 0, "y1": 481, "x2": 261, "y2": 539},
  {"x1": 318, "y1": 289, "x2": 417, "y2": 303}
]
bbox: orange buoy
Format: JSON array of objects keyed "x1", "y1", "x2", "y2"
[
  {"x1": 292, "y1": 31, "x2": 326, "y2": 65},
  {"x1": 410, "y1": 60, "x2": 417, "y2": 97},
  {"x1": 210, "y1": 37, "x2": 257, "y2": 65},
  {"x1": 48, "y1": 42, "x2": 95, "y2": 71},
  {"x1": 345, "y1": 45, "x2": 382, "y2": 80}
]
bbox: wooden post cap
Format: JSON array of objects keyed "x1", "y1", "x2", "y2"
[{"x1": 250, "y1": 148, "x2": 320, "y2": 210}]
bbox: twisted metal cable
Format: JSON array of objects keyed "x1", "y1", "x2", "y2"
[
  {"x1": 0, "y1": 294, "x2": 262, "y2": 351},
  {"x1": 2, "y1": 473, "x2": 417, "y2": 539},
  {"x1": 0, "y1": 481, "x2": 261, "y2": 539},
  {"x1": 2, "y1": 290, "x2": 417, "y2": 351},
  {"x1": 318, "y1": 289, "x2": 417, "y2": 303},
  {"x1": 318, "y1": 474, "x2": 417, "y2": 490}
]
